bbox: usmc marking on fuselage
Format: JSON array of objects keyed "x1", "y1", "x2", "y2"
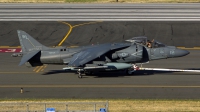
[{"x1": 28, "y1": 46, "x2": 42, "y2": 51}]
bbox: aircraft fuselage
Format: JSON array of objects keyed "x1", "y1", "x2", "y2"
[{"x1": 35, "y1": 43, "x2": 188, "y2": 67}]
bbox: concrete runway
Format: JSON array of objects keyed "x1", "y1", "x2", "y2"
[{"x1": 1, "y1": 21, "x2": 200, "y2": 99}]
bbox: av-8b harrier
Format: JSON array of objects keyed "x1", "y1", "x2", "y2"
[{"x1": 16, "y1": 30, "x2": 189, "y2": 78}]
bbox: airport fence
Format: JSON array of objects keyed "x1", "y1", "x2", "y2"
[
  {"x1": 0, "y1": 0, "x2": 121, "y2": 3},
  {"x1": 0, "y1": 101, "x2": 108, "y2": 112}
]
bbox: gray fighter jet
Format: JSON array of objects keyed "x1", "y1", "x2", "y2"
[{"x1": 16, "y1": 30, "x2": 189, "y2": 78}]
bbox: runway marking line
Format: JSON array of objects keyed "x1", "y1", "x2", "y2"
[
  {"x1": 33, "y1": 66, "x2": 40, "y2": 72},
  {"x1": 177, "y1": 47, "x2": 200, "y2": 50},
  {"x1": 58, "y1": 21, "x2": 73, "y2": 46},
  {"x1": 0, "y1": 85, "x2": 200, "y2": 88},
  {"x1": 58, "y1": 21, "x2": 103, "y2": 46},
  {"x1": 35, "y1": 65, "x2": 45, "y2": 73},
  {"x1": 40, "y1": 65, "x2": 47, "y2": 72},
  {"x1": 0, "y1": 46, "x2": 21, "y2": 48}
]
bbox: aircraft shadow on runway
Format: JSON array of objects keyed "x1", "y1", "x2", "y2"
[
  {"x1": 42, "y1": 70, "x2": 147, "y2": 78},
  {"x1": 41, "y1": 68, "x2": 200, "y2": 78}
]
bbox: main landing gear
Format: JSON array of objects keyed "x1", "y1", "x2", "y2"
[
  {"x1": 125, "y1": 64, "x2": 140, "y2": 75},
  {"x1": 77, "y1": 70, "x2": 93, "y2": 78}
]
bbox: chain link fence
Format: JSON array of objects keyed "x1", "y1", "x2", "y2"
[
  {"x1": 0, "y1": 101, "x2": 109, "y2": 112},
  {"x1": 1, "y1": 0, "x2": 199, "y2": 3},
  {"x1": 0, "y1": 0, "x2": 124, "y2": 3}
]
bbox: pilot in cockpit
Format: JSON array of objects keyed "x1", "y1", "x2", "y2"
[{"x1": 146, "y1": 39, "x2": 154, "y2": 48}]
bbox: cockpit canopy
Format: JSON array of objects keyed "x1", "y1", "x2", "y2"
[
  {"x1": 126, "y1": 36, "x2": 147, "y2": 44},
  {"x1": 152, "y1": 41, "x2": 166, "y2": 48},
  {"x1": 126, "y1": 36, "x2": 166, "y2": 48}
]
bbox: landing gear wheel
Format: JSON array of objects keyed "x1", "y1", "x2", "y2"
[
  {"x1": 126, "y1": 70, "x2": 132, "y2": 75},
  {"x1": 78, "y1": 74, "x2": 82, "y2": 78},
  {"x1": 126, "y1": 69, "x2": 134, "y2": 75},
  {"x1": 77, "y1": 69, "x2": 83, "y2": 78}
]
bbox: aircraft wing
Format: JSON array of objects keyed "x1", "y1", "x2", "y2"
[
  {"x1": 68, "y1": 43, "x2": 130, "y2": 67},
  {"x1": 138, "y1": 67, "x2": 200, "y2": 73}
]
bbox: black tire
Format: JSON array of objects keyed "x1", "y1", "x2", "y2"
[
  {"x1": 126, "y1": 69, "x2": 132, "y2": 75},
  {"x1": 78, "y1": 75, "x2": 82, "y2": 78}
]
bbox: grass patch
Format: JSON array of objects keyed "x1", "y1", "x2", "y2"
[
  {"x1": 0, "y1": 0, "x2": 65, "y2": 3},
  {"x1": 126, "y1": 0, "x2": 200, "y2": 3},
  {"x1": 1, "y1": 99, "x2": 200, "y2": 112},
  {"x1": 1, "y1": 0, "x2": 200, "y2": 3}
]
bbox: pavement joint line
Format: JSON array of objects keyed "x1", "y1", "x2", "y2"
[{"x1": 0, "y1": 85, "x2": 200, "y2": 88}]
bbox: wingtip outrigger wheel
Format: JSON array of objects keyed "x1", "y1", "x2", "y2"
[
  {"x1": 77, "y1": 69, "x2": 83, "y2": 78},
  {"x1": 126, "y1": 69, "x2": 133, "y2": 75},
  {"x1": 78, "y1": 74, "x2": 82, "y2": 78}
]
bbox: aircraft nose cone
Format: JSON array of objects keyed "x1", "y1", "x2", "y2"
[{"x1": 174, "y1": 49, "x2": 190, "y2": 57}]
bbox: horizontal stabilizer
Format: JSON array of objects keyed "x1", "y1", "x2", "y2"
[{"x1": 18, "y1": 50, "x2": 40, "y2": 66}]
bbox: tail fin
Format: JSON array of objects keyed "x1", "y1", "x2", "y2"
[
  {"x1": 17, "y1": 30, "x2": 48, "y2": 66},
  {"x1": 17, "y1": 30, "x2": 49, "y2": 53}
]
